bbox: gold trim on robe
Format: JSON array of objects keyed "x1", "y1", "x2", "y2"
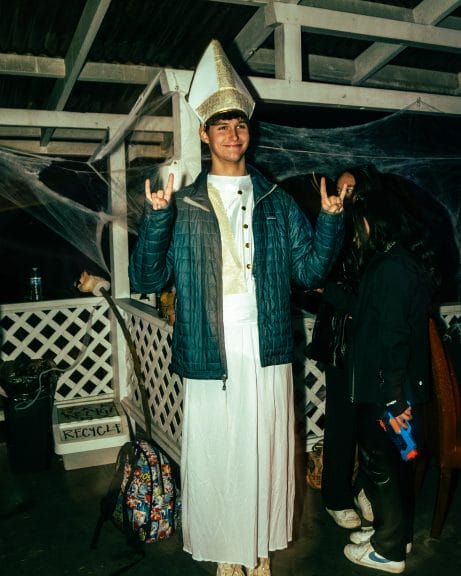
[{"x1": 208, "y1": 182, "x2": 247, "y2": 295}]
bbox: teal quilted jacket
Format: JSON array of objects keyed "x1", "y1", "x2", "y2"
[{"x1": 129, "y1": 165, "x2": 343, "y2": 381}]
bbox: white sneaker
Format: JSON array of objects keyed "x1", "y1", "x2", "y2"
[
  {"x1": 354, "y1": 489, "x2": 374, "y2": 522},
  {"x1": 217, "y1": 564, "x2": 245, "y2": 576},
  {"x1": 326, "y1": 507, "x2": 361, "y2": 528},
  {"x1": 344, "y1": 542, "x2": 405, "y2": 574},
  {"x1": 350, "y1": 529, "x2": 412, "y2": 554}
]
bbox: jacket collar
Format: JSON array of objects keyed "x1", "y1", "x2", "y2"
[{"x1": 190, "y1": 164, "x2": 276, "y2": 203}]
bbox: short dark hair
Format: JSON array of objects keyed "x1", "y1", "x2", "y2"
[{"x1": 204, "y1": 109, "x2": 250, "y2": 131}]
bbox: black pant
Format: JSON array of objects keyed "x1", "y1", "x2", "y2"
[
  {"x1": 322, "y1": 364, "x2": 362, "y2": 510},
  {"x1": 357, "y1": 404, "x2": 415, "y2": 562}
]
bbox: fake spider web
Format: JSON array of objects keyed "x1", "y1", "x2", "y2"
[{"x1": 0, "y1": 97, "x2": 460, "y2": 303}]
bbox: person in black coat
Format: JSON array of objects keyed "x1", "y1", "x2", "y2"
[
  {"x1": 343, "y1": 173, "x2": 439, "y2": 574},
  {"x1": 316, "y1": 165, "x2": 381, "y2": 529}
]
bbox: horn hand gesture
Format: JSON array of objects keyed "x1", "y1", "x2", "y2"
[
  {"x1": 145, "y1": 173, "x2": 175, "y2": 210},
  {"x1": 320, "y1": 176, "x2": 346, "y2": 214}
]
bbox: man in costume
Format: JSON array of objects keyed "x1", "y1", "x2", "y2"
[{"x1": 129, "y1": 39, "x2": 345, "y2": 576}]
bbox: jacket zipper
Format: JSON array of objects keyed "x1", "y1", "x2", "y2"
[
  {"x1": 252, "y1": 183, "x2": 277, "y2": 361},
  {"x1": 187, "y1": 180, "x2": 276, "y2": 390}
]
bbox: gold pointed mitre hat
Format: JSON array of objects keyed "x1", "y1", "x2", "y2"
[{"x1": 187, "y1": 39, "x2": 255, "y2": 124}]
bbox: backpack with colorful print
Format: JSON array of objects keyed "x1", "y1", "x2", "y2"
[
  {"x1": 91, "y1": 431, "x2": 181, "y2": 574},
  {"x1": 111, "y1": 438, "x2": 179, "y2": 545},
  {"x1": 90, "y1": 290, "x2": 180, "y2": 571}
]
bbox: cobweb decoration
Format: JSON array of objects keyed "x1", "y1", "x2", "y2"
[
  {"x1": 0, "y1": 148, "x2": 162, "y2": 302},
  {"x1": 247, "y1": 102, "x2": 461, "y2": 290},
  {"x1": 0, "y1": 98, "x2": 460, "y2": 302},
  {"x1": 249, "y1": 103, "x2": 460, "y2": 231},
  {"x1": 0, "y1": 147, "x2": 113, "y2": 274}
]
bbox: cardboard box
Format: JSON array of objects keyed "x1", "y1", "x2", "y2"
[{"x1": 52, "y1": 398, "x2": 129, "y2": 470}]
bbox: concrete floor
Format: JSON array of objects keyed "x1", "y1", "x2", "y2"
[{"x1": 1, "y1": 429, "x2": 460, "y2": 576}]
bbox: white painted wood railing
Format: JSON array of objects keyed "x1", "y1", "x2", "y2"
[
  {"x1": 1, "y1": 298, "x2": 460, "y2": 465},
  {"x1": 0, "y1": 297, "x2": 113, "y2": 402}
]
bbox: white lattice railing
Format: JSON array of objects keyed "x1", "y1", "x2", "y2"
[
  {"x1": 117, "y1": 298, "x2": 183, "y2": 463},
  {"x1": 117, "y1": 300, "x2": 461, "y2": 456},
  {"x1": 292, "y1": 313, "x2": 326, "y2": 448},
  {"x1": 0, "y1": 297, "x2": 113, "y2": 401},
  {"x1": 117, "y1": 302, "x2": 325, "y2": 458},
  {"x1": 1, "y1": 298, "x2": 460, "y2": 464}
]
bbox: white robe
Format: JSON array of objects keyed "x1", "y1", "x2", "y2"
[{"x1": 181, "y1": 175, "x2": 295, "y2": 568}]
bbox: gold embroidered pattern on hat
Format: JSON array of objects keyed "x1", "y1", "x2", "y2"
[
  {"x1": 188, "y1": 39, "x2": 255, "y2": 123},
  {"x1": 196, "y1": 89, "x2": 252, "y2": 125}
]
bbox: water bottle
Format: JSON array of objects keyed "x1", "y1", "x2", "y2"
[{"x1": 29, "y1": 267, "x2": 43, "y2": 301}]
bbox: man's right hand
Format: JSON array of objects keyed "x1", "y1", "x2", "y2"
[{"x1": 145, "y1": 173, "x2": 175, "y2": 210}]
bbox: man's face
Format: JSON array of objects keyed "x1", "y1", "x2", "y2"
[{"x1": 199, "y1": 117, "x2": 250, "y2": 167}]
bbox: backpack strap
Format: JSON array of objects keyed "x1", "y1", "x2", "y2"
[
  {"x1": 90, "y1": 442, "x2": 135, "y2": 549},
  {"x1": 108, "y1": 550, "x2": 145, "y2": 576},
  {"x1": 99, "y1": 288, "x2": 153, "y2": 441},
  {"x1": 90, "y1": 290, "x2": 171, "y2": 572}
]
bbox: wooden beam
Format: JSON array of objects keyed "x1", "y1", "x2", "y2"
[
  {"x1": 247, "y1": 49, "x2": 460, "y2": 95},
  {"x1": 41, "y1": 0, "x2": 113, "y2": 145},
  {"x1": 0, "y1": 54, "x2": 161, "y2": 85},
  {"x1": 160, "y1": 69, "x2": 193, "y2": 94},
  {"x1": 265, "y1": 2, "x2": 461, "y2": 53},
  {"x1": 353, "y1": 44, "x2": 407, "y2": 85},
  {"x1": 81, "y1": 62, "x2": 161, "y2": 85},
  {"x1": 291, "y1": 0, "x2": 410, "y2": 21},
  {"x1": 0, "y1": 108, "x2": 173, "y2": 132},
  {"x1": 0, "y1": 54, "x2": 64, "y2": 78},
  {"x1": 233, "y1": 5, "x2": 273, "y2": 62},
  {"x1": 274, "y1": 23, "x2": 302, "y2": 81},
  {"x1": 352, "y1": 0, "x2": 461, "y2": 84},
  {"x1": 207, "y1": 0, "x2": 264, "y2": 5},
  {"x1": 232, "y1": 1, "x2": 303, "y2": 64},
  {"x1": 127, "y1": 145, "x2": 170, "y2": 163},
  {"x1": 413, "y1": 0, "x2": 461, "y2": 24},
  {"x1": 0, "y1": 126, "x2": 161, "y2": 143},
  {"x1": 249, "y1": 76, "x2": 461, "y2": 115},
  {"x1": 0, "y1": 139, "x2": 101, "y2": 157},
  {"x1": 208, "y1": 0, "x2": 296, "y2": 6},
  {"x1": 307, "y1": 54, "x2": 460, "y2": 95},
  {"x1": 90, "y1": 70, "x2": 163, "y2": 162},
  {"x1": 108, "y1": 138, "x2": 130, "y2": 297}
]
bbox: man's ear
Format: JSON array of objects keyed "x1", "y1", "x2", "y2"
[{"x1": 199, "y1": 124, "x2": 209, "y2": 144}]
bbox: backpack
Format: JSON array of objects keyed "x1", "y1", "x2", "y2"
[
  {"x1": 91, "y1": 430, "x2": 181, "y2": 574},
  {"x1": 111, "y1": 438, "x2": 179, "y2": 545},
  {"x1": 90, "y1": 289, "x2": 181, "y2": 572}
]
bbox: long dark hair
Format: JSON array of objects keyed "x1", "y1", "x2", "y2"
[
  {"x1": 338, "y1": 164, "x2": 382, "y2": 205},
  {"x1": 351, "y1": 173, "x2": 440, "y2": 291},
  {"x1": 332, "y1": 164, "x2": 383, "y2": 292}
]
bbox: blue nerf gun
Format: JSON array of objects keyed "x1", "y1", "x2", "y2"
[{"x1": 379, "y1": 408, "x2": 419, "y2": 462}]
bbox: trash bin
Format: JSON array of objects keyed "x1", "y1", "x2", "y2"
[{"x1": 0, "y1": 357, "x2": 58, "y2": 473}]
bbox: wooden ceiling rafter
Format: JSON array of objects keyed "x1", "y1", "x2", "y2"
[{"x1": 0, "y1": 0, "x2": 460, "y2": 158}]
